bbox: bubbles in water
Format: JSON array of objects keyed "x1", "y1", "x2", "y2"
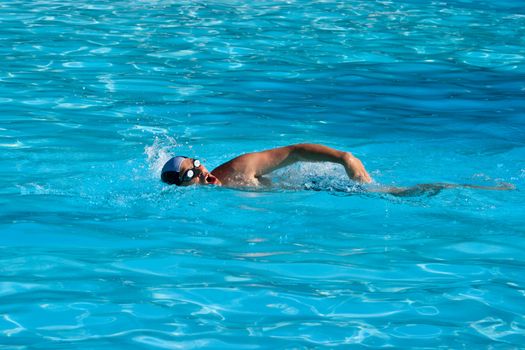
[{"x1": 272, "y1": 162, "x2": 363, "y2": 193}]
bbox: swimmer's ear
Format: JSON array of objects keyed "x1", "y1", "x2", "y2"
[{"x1": 161, "y1": 171, "x2": 181, "y2": 186}]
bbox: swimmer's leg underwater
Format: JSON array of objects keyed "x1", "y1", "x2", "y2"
[{"x1": 368, "y1": 182, "x2": 515, "y2": 197}]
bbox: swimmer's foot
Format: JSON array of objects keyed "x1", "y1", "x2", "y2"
[
  {"x1": 458, "y1": 182, "x2": 516, "y2": 191},
  {"x1": 494, "y1": 182, "x2": 516, "y2": 191}
]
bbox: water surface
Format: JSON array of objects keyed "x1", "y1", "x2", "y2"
[{"x1": 1, "y1": 0, "x2": 525, "y2": 348}]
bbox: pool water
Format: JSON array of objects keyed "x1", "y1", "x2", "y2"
[{"x1": 1, "y1": 0, "x2": 525, "y2": 348}]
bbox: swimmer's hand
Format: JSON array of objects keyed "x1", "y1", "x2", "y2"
[{"x1": 343, "y1": 153, "x2": 372, "y2": 183}]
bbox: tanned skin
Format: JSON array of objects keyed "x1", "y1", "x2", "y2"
[{"x1": 174, "y1": 143, "x2": 513, "y2": 195}]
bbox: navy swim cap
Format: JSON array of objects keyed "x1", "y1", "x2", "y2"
[{"x1": 161, "y1": 156, "x2": 187, "y2": 185}]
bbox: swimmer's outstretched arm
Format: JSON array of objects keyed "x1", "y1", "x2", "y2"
[
  {"x1": 369, "y1": 182, "x2": 515, "y2": 197},
  {"x1": 213, "y1": 143, "x2": 372, "y2": 183}
]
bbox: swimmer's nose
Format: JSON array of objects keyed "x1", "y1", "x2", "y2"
[{"x1": 197, "y1": 169, "x2": 207, "y2": 180}]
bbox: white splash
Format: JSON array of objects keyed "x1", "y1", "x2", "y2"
[{"x1": 144, "y1": 135, "x2": 179, "y2": 177}]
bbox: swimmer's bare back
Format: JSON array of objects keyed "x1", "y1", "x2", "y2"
[{"x1": 211, "y1": 145, "x2": 514, "y2": 195}]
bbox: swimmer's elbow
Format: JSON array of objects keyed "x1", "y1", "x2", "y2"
[
  {"x1": 288, "y1": 144, "x2": 303, "y2": 161},
  {"x1": 290, "y1": 143, "x2": 346, "y2": 163},
  {"x1": 289, "y1": 143, "x2": 318, "y2": 161}
]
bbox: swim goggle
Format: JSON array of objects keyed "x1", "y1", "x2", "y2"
[{"x1": 180, "y1": 159, "x2": 201, "y2": 183}]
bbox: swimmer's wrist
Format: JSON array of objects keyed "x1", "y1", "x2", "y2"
[{"x1": 340, "y1": 152, "x2": 355, "y2": 164}]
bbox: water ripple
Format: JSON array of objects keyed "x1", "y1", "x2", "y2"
[{"x1": 1, "y1": 0, "x2": 524, "y2": 348}]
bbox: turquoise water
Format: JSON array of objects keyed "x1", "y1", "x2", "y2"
[{"x1": 1, "y1": 0, "x2": 525, "y2": 348}]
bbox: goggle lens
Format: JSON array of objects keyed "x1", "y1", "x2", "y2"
[
  {"x1": 181, "y1": 159, "x2": 200, "y2": 183},
  {"x1": 183, "y1": 170, "x2": 194, "y2": 182}
]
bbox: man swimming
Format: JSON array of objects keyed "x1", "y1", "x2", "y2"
[
  {"x1": 160, "y1": 143, "x2": 513, "y2": 195},
  {"x1": 161, "y1": 143, "x2": 370, "y2": 187}
]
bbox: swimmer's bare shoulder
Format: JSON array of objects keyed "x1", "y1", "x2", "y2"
[
  {"x1": 210, "y1": 158, "x2": 251, "y2": 186},
  {"x1": 211, "y1": 146, "x2": 294, "y2": 186}
]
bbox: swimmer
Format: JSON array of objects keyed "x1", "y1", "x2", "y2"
[{"x1": 160, "y1": 143, "x2": 514, "y2": 196}]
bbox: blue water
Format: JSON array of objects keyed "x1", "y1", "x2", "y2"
[{"x1": 1, "y1": 0, "x2": 525, "y2": 348}]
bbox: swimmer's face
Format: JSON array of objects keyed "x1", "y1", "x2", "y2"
[{"x1": 178, "y1": 157, "x2": 220, "y2": 186}]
